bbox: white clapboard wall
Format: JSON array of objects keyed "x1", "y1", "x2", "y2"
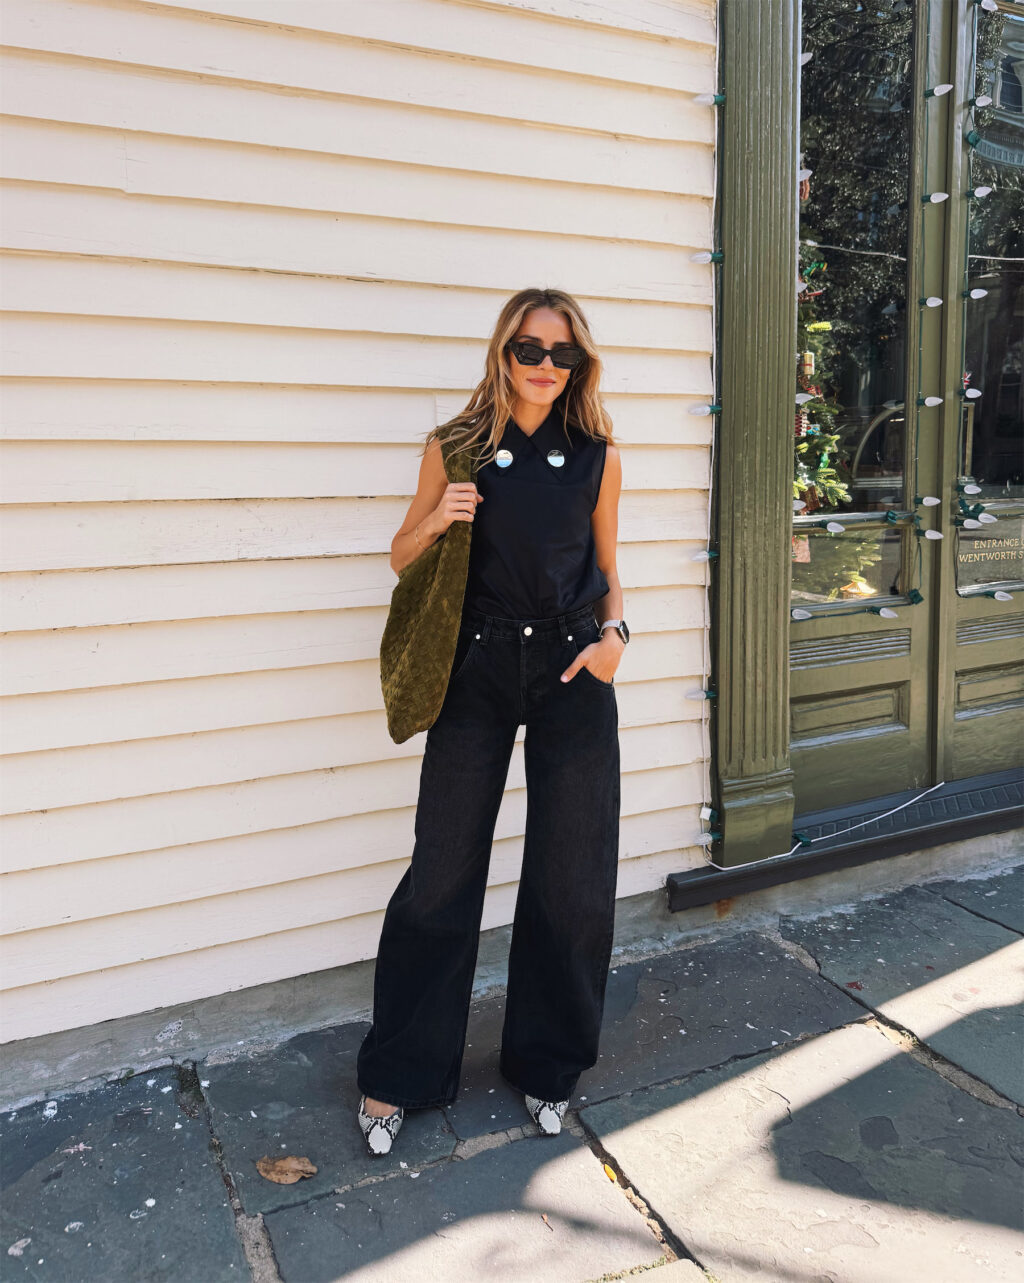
[{"x1": 0, "y1": 0, "x2": 718, "y2": 1042}]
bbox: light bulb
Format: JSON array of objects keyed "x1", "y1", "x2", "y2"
[
  {"x1": 964, "y1": 288, "x2": 989, "y2": 300},
  {"x1": 920, "y1": 496, "x2": 941, "y2": 506},
  {"x1": 918, "y1": 396, "x2": 943, "y2": 407},
  {"x1": 695, "y1": 832, "x2": 715, "y2": 847},
  {"x1": 978, "y1": 512, "x2": 997, "y2": 524},
  {"x1": 686, "y1": 688, "x2": 712, "y2": 701},
  {"x1": 968, "y1": 185, "x2": 993, "y2": 198},
  {"x1": 795, "y1": 392, "x2": 814, "y2": 405},
  {"x1": 791, "y1": 608, "x2": 812, "y2": 620},
  {"x1": 921, "y1": 296, "x2": 943, "y2": 308},
  {"x1": 691, "y1": 549, "x2": 717, "y2": 562},
  {"x1": 689, "y1": 404, "x2": 720, "y2": 416},
  {"x1": 962, "y1": 484, "x2": 982, "y2": 495},
  {"x1": 990, "y1": 590, "x2": 1013, "y2": 602},
  {"x1": 693, "y1": 92, "x2": 725, "y2": 106},
  {"x1": 964, "y1": 387, "x2": 982, "y2": 399},
  {"x1": 797, "y1": 168, "x2": 813, "y2": 182},
  {"x1": 923, "y1": 191, "x2": 949, "y2": 203},
  {"x1": 797, "y1": 278, "x2": 809, "y2": 293},
  {"x1": 925, "y1": 83, "x2": 953, "y2": 97},
  {"x1": 972, "y1": 94, "x2": 993, "y2": 108},
  {"x1": 800, "y1": 51, "x2": 813, "y2": 66},
  {"x1": 825, "y1": 521, "x2": 845, "y2": 533},
  {"x1": 962, "y1": 518, "x2": 983, "y2": 529},
  {"x1": 924, "y1": 529, "x2": 944, "y2": 540},
  {"x1": 690, "y1": 250, "x2": 723, "y2": 263},
  {"x1": 793, "y1": 499, "x2": 807, "y2": 512},
  {"x1": 873, "y1": 607, "x2": 899, "y2": 618},
  {"x1": 978, "y1": 0, "x2": 998, "y2": 12}
]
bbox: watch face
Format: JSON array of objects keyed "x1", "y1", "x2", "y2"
[{"x1": 620, "y1": 621, "x2": 629, "y2": 643}]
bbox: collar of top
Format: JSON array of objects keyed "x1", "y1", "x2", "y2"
[{"x1": 505, "y1": 405, "x2": 575, "y2": 465}]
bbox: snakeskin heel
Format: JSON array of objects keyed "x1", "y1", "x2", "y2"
[
  {"x1": 357, "y1": 1093, "x2": 405, "y2": 1155},
  {"x1": 524, "y1": 1093, "x2": 570, "y2": 1135}
]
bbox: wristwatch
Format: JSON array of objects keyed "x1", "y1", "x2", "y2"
[{"x1": 599, "y1": 618, "x2": 630, "y2": 645}]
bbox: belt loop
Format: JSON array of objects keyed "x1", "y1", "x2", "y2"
[
  {"x1": 557, "y1": 612, "x2": 571, "y2": 644},
  {"x1": 480, "y1": 614, "x2": 492, "y2": 645}
]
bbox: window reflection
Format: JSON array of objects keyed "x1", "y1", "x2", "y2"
[
  {"x1": 793, "y1": 0, "x2": 914, "y2": 603},
  {"x1": 958, "y1": 7, "x2": 1024, "y2": 591}
]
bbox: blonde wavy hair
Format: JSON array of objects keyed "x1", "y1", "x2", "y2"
[{"x1": 423, "y1": 288, "x2": 615, "y2": 469}]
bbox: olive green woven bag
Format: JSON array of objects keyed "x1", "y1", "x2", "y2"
[{"x1": 380, "y1": 432, "x2": 480, "y2": 744}]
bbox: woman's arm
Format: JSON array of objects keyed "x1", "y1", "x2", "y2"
[
  {"x1": 390, "y1": 437, "x2": 482, "y2": 576},
  {"x1": 591, "y1": 443, "x2": 624, "y2": 635},
  {"x1": 561, "y1": 443, "x2": 625, "y2": 685}
]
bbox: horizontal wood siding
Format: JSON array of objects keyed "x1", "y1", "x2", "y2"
[{"x1": 0, "y1": 0, "x2": 717, "y2": 1041}]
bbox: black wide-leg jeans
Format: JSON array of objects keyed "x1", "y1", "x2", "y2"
[{"x1": 356, "y1": 601, "x2": 621, "y2": 1108}]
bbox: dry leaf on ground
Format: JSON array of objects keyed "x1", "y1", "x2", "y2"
[{"x1": 255, "y1": 1154, "x2": 318, "y2": 1184}]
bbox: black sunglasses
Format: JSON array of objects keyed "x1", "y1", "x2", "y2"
[{"x1": 507, "y1": 339, "x2": 585, "y2": 370}]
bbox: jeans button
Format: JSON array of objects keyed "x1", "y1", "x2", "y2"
[{"x1": 523, "y1": 625, "x2": 532, "y2": 636}]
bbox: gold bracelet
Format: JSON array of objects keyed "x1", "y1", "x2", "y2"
[{"x1": 413, "y1": 521, "x2": 425, "y2": 550}]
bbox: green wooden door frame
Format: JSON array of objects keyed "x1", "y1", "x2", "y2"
[
  {"x1": 710, "y1": 0, "x2": 1007, "y2": 868},
  {"x1": 712, "y1": 0, "x2": 801, "y2": 867}
]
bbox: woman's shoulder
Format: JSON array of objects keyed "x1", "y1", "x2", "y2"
[{"x1": 568, "y1": 421, "x2": 610, "y2": 457}]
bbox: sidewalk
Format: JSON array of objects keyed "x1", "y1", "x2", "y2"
[{"x1": 3, "y1": 861, "x2": 1022, "y2": 1283}]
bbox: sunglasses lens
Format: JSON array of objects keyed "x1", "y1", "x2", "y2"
[
  {"x1": 514, "y1": 342, "x2": 545, "y2": 365},
  {"x1": 510, "y1": 342, "x2": 584, "y2": 369}
]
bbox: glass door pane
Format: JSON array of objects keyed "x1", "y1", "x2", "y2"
[
  {"x1": 956, "y1": 4, "x2": 1024, "y2": 594},
  {"x1": 793, "y1": 0, "x2": 916, "y2": 605}
]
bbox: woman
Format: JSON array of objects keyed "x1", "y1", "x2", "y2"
[{"x1": 356, "y1": 287, "x2": 628, "y2": 1156}]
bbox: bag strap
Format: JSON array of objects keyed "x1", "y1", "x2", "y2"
[{"x1": 440, "y1": 428, "x2": 481, "y2": 484}]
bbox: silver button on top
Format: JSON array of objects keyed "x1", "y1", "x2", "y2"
[
  {"x1": 496, "y1": 448, "x2": 514, "y2": 468},
  {"x1": 546, "y1": 448, "x2": 565, "y2": 467},
  {"x1": 523, "y1": 625, "x2": 533, "y2": 636}
]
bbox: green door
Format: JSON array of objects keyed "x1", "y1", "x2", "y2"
[
  {"x1": 788, "y1": 0, "x2": 1022, "y2": 814},
  {"x1": 947, "y1": 3, "x2": 1024, "y2": 780}
]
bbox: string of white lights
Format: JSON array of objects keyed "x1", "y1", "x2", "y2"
[{"x1": 698, "y1": 79, "x2": 720, "y2": 846}]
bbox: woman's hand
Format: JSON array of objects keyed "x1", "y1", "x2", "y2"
[
  {"x1": 428, "y1": 482, "x2": 483, "y2": 537},
  {"x1": 560, "y1": 633, "x2": 624, "y2": 685}
]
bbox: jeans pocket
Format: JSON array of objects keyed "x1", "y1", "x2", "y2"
[
  {"x1": 572, "y1": 626, "x2": 615, "y2": 688},
  {"x1": 449, "y1": 625, "x2": 480, "y2": 685}
]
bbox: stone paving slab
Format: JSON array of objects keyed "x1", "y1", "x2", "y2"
[
  {"x1": 578, "y1": 932, "x2": 864, "y2": 1101},
  {"x1": 0, "y1": 1068, "x2": 245, "y2": 1283},
  {"x1": 263, "y1": 1128, "x2": 666, "y2": 1283},
  {"x1": 922, "y1": 866, "x2": 1024, "y2": 935},
  {"x1": 580, "y1": 1022, "x2": 1024, "y2": 1283},
  {"x1": 447, "y1": 933, "x2": 864, "y2": 1141},
  {"x1": 780, "y1": 884, "x2": 1024, "y2": 1103},
  {"x1": 202, "y1": 1022, "x2": 456, "y2": 1215}
]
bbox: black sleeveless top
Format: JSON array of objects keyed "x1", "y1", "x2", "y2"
[{"x1": 462, "y1": 406, "x2": 609, "y2": 620}]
